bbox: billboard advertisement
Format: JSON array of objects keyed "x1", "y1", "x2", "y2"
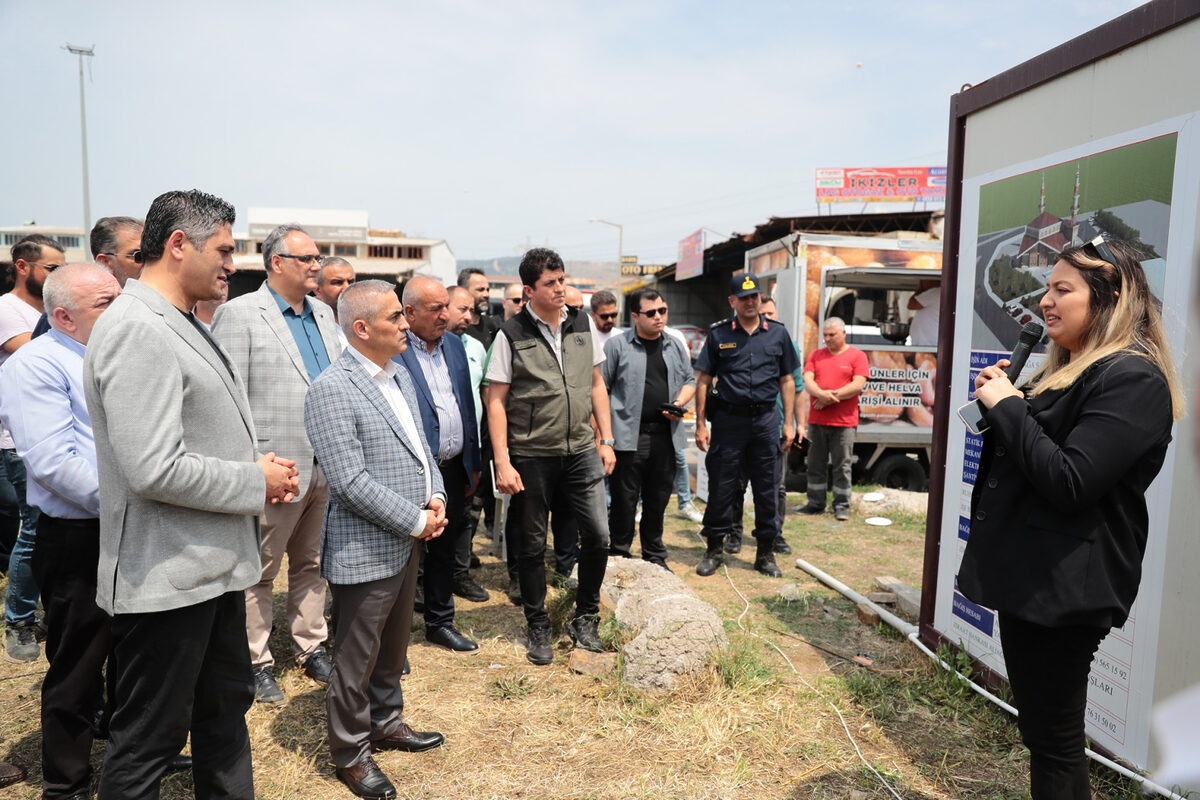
[
  {"x1": 675, "y1": 229, "x2": 705, "y2": 281},
  {"x1": 816, "y1": 167, "x2": 946, "y2": 204}
]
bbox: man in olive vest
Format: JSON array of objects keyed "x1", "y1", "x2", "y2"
[{"x1": 485, "y1": 248, "x2": 615, "y2": 666}]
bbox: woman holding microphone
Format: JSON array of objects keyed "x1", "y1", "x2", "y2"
[{"x1": 959, "y1": 235, "x2": 1184, "y2": 798}]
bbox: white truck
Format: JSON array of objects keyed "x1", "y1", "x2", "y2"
[{"x1": 745, "y1": 232, "x2": 943, "y2": 491}]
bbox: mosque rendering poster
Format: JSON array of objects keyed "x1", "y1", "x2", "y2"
[{"x1": 935, "y1": 128, "x2": 1183, "y2": 764}]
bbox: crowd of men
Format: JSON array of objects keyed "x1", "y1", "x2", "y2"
[{"x1": 0, "y1": 188, "x2": 871, "y2": 800}]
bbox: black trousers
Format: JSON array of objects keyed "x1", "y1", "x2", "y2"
[
  {"x1": 510, "y1": 451, "x2": 608, "y2": 628},
  {"x1": 701, "y1": 406, "x2": 782, "y2": 546},
  {"x1": 30, "y1": 515, "x2": 111, "y2": 800},
  {"x1": 730, "y1": 449, "x2": 788, "y2": 543},
  {"x1": 998, "y1": 612, "x2": 1107, "y2": 800},
  {"x1": 608, "y1": 428, "x2": 674, "y2": 563},
  {"x1": 423, "y1": 455, "x2": 468, "y2": 629},
  {"x1": 98, "y1": 591, "x2": 255, "y2": 800},
  {"x1": 505, "y1": 487, "x2": 580, "y2": 583}
]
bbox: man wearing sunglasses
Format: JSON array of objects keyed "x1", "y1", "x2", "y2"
[
  {"x1": 1, "y1": 233, "x2": 62, "y2": 662},
  {"x1": 212, "y1": 224, "x2": 341, "y2": 704},
  {"x1": 500, "y1": 282, "x2": 526, "y2": 321},
  {"x1": 93, "y1": 216, "x2": 145, "y2": 288},
  {"x1": 589, "y1": 290, "x2": 621, "y2": 347},
  {"x1": 602, "y1": 289, "x2": 694, "y2": 570}
]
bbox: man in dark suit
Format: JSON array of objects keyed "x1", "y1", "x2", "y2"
[
  {"x1": 305, "y1": 280, "x2": 447, "y2": 800},
  {"x1": 397, "y1": 278, "x2": 485, "y2": 652}
]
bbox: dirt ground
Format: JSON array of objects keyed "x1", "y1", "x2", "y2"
[{"x1": 0, "y1": 488, "x2": 1145, "y2": 799}]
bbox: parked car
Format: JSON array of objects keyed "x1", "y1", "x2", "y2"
[{"x1": 673, "y1": 325, "x2": 707, "y2": 363}]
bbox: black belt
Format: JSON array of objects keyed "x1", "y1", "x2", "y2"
[
  {"x1": 437, "y1": 453, "x2": 464, "y2": 469},
  {"x1": 719, "y1": 402, "x2": 775, "y2": 416},
  {"x1": 640, "y1": 419, "x2": 671, "y2": 434}
]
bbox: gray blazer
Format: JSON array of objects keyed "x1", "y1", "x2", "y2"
[
  {"x1": 83, "y1": 280, "x2": 265, "y2": 615},
  {"x1": 304, "y1": 348, "x2": 445, "y2": 585},
  {"x1": 210, "y1": 281, "x2": 341, "y2": 499}
]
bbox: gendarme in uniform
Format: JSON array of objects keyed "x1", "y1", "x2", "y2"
[{"x1": 694, "y1": 273, "x2": 799, "y2": 576}]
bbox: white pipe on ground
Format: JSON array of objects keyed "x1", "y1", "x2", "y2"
[{"x1": 793, "y1": 557, "x2": 1187, "y2": 800}]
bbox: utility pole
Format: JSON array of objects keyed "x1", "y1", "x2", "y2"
[
  {"x1": 64, "y1": 43, "x2": 94, "y2": 255},
  {"x1": 588, "y1": 218, "x2": 623, "y2": 266}
]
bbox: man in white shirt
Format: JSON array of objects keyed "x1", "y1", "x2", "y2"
[
  {"x1": 315, "y1": 257, "x2": 356, "y2": 347},
  {"x1": 1, "y1": 233, "x2": 61, "y2": 662}
]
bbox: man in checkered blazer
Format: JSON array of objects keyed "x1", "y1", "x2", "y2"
[{"x1": 304, "y1": 280, "x2": 447, "y2": 800}]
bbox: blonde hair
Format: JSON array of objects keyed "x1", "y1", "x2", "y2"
[{"x1": 1028, "y1": 237, "x2": 1184, "y2": 420}]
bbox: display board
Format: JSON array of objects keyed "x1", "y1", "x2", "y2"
[{"x1": 921, "y1": 3, "x2": 1200, "y2": 780}]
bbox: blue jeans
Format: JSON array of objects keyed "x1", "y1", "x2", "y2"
[
  {"x1": 3, "y1": 448, "x2": 41, "y2": 625},
  {"x1": 673, "y1": 447, "x2": 692, "y2": 506}
]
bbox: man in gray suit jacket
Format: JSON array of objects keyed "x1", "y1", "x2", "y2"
[
  {"x1": 84, "y1": 189, "x2": 298, "y2": 800},
  {"x1": 212, "y1": 224, "x2": 341, "y2": 703},
  {"x1": 305, "y1": 280, "x2": 447, "y2": 800}
]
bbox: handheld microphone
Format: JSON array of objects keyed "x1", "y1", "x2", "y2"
[
  {"x1": 956, "y1": 320, "x2": 1044, "y2": 434},
  {"x1": 1004, "y1": 321, "x2": 1045, "y2": 383}
]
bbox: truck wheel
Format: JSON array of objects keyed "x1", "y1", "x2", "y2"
[{"x1": 869, "y1": 453, "x2": 927, "y2": 492}]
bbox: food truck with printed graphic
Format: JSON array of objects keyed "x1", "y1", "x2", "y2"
[{"x1": 745, "y1": 232, "x2": 943, "y2": 491}]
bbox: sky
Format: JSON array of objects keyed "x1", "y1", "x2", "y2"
[{"x1": 0, "y1": 0, "x2": 1143, "y2": 265}]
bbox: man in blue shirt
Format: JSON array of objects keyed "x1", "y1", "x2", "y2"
[
  {"x1": 212, "y1": 224, "x2": 342, "y2": 704},
  {"x1": 0, "y1": 263, "x2": 120, "y2": 799},
  {"x1": 693, "y1": 274, "x2": 799, "y2": 578}
]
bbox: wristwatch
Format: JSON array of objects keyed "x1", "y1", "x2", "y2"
[{"x1": 599, "y1": 439, "x2": 615, "y2": 447}]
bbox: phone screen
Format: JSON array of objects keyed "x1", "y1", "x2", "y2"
[{"x1": 956, "y1": 400, "x2": 990, "y2": 436}]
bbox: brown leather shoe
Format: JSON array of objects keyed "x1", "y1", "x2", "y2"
[
  {"x1": 0, "y1": 761, "x2": 26, "y2": 789},
  {"x1": 335, "y1": 756, "x2": 396, "y2": 799},
  {"x1": 371, "y1": 722, "x2": 444, "y2": 753}
]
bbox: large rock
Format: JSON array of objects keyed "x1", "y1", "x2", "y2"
[{"x1": 601, "y1": 558, "x2": 726, "y2": 691}]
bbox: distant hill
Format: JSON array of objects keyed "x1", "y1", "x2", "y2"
[{"x1": 457, "y1": 256, "x2": 623, "y2": 289}]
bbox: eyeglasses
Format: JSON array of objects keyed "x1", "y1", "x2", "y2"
[
  {"x1": 597, "y1": 312, "x2": 619, "y2": 321},
  {"x1": 1084, "y1": 235, "x2": 1119, "y2": 268},
  {"x1": 102, "y1": 250, "x2": 141, "y2": 262},
  {"x1": 634, "y1": 307, "x2": 668, "y2": 317},
  {"x1": 277, "y1": 253, "x2": 324, "y2": 266},
  {"x1": 31, "y1": 262, "x2": 65, "y2": 272}
]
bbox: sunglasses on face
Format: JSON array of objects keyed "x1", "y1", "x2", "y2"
[
  {"x1": 634, "y1": 307, "x2": 668, "y2": 317},
  {"x1": 597, "y1": 312, "x2": 618, "y2": 321},
  {"x1": 102, "y1": 250, "x2": 142, "y2": 263},
  {"x1": 31, "y1": 262, "x2": 66, "y2": 272}
]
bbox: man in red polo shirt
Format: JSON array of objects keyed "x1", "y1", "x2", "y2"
[{"x1": 798, "y1": 317, "x2": 868, "y2": 521}]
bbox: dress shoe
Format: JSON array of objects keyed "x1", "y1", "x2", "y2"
[
  {"x1": 252, "y1": 666, "x2": 285, "y2": 704},
  {"x1": 413, "y1": 583, "x2": 425, "y2": 614},
  {"x1": 506, "y1": 580, "x2": 523, "y2": 606},
  {"x1": 402, "y1": 658, "x2": 410, "y2": 676},
  {"x1": 371, "y1": 722, "x2": 444, "y2": 753},
  {"x1": 303, "y1": 649, "x2": 333, "y2": 684},
  {"x1": 723, "y1": 536, "x2": 742, "y2": 555},
  {"x1": 834, "y1": 504, "x2": 850, "y2": 521},
  {"x1": 695, "y1": 548, "x2": 724, "y2": 577},
  {"x1": 335, "y1": 756, "x2": 396, "y2": 799},
  {"x1": 0, "y1": 761, "x2": 26, "y2": 789},
  {"x1": 165, "y1": 754, "x2": 193, "y2": 774},
  {"x1": 795, "y1": 503, "x2": 825, "y2": 515},
  {"x1": 452, "y1": 576, "x2": 489, "y2": 603},
  {"x1": 526, "y1": 625, "x2": 553, "y2": 665},
  {"x1": 425, "y1": 625, "x2": 479, "y2": 652},
  {"x1": 566, "y1": 615, "x2": 604, "y2": 653},
  {"x1": 647, "y1": 558, "x2": 673, "y2": 573},
  {"x1": 773, "y1": 537, "x2": 792, "y2": 555}
]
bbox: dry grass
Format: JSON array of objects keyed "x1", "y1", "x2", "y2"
[{"x1": 0, "y1": 488, "x2": 1145, "y2": 799}]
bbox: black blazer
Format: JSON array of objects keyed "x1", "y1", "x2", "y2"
[{"x1": 958, "y1": 352, "x2": 1172, "y2": 630}]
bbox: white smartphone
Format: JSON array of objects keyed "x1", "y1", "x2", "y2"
[{"x1": 956, "y1": 400, "x2": 990, "y2": 436}]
